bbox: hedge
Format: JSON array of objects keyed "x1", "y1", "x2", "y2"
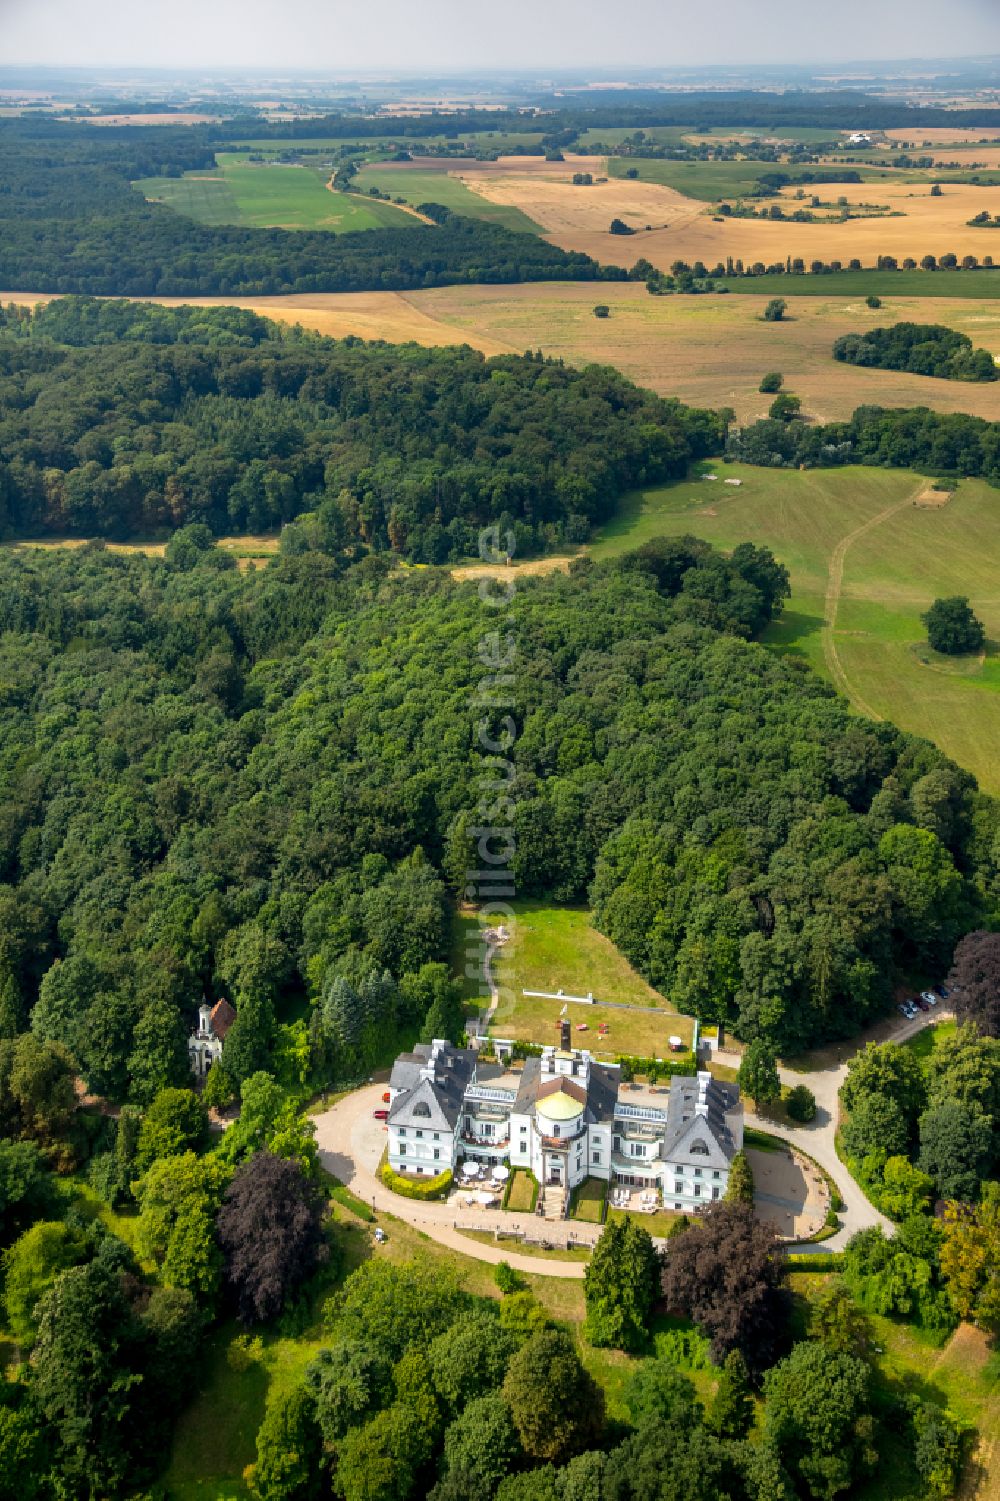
[
  {"x1": 615, "y1": 1052, "x2": 697, "y2": 1080},
  {"x1": 329, "y1": 1182, "x2": 375, "y2": 1222},
  {"x1": 378, "y1": 1161, "x2": 453, "y2": 1201},
  {"x1": 786, "y1": 1252, "x2": 844, "y2": 1272}
]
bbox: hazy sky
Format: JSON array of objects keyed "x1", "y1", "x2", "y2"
[{"x1": 3, "y1": 0, "x2": 1000, "y2": 72}]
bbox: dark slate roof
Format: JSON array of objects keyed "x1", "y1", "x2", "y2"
[
  {"x1": 388, "y1": 1042, "x2": 476, "y2": 1131},
  {"x1": 585, "y1": 1063, "x2": 620, "y2": 1125},
  {"x1": 513, "y1": 1056, "x2": 543, "y2": 1113},
  {"x1": 659, "y1": 1076, "x2": 741, "y2": 1167}
]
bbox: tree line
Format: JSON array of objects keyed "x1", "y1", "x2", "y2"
[
  {"x1": 226, "y1": 93, "x2": 1000, "y2": 138},
  {"x1": 727, "y1": 401, "x2": 1000, "y2": 485},
  {"x1": 0, "y1": 299, "x2": 720, "y2": 553}
]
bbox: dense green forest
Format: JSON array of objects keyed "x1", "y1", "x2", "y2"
[
  {"x1": 0, "y1": 123, "x2": 614, "y2": 296},
  {"x1": 728, "y1": 402, "x2": 1000, "y2": 480},
  {"x1": 0, "y1": 521, "x2": 992, "y2": 1125},
  {"x1": 833, "y1": 323, "x2": 999, "y2": 383},
  {"x1": 0, "y1": 298, "x2": 721, "y2": 553}
]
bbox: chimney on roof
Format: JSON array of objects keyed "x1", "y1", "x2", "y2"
[{"x1": 695, "y1": 1069, "x2": 711, "y2": 1116}]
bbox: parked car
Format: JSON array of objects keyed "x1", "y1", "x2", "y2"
[
  {"x1": 921, "y1": 991, "x2": 938, "y2": 1007},
  {"x1": 898, "y1": 1003, "x2": 915, "y2": 1019},
  {"x1": 912, "y1": 996, "x2": 929, "y2": 1011},
  {"x1": 373, "y1": 1108, "x2": 389, "y2": 1120},
  {"x1": 935, "y1": 986, "x2": 950, "y2": 999}
]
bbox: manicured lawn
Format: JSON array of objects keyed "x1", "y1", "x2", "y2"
[
  {"x1": 505, "y1": 1167, "x2": 539, "y2": 1213},
  {"x1": 901, "y1": 1019, "x2": 958, "y2": 1063},
  {"x1": 355, "y1": 164, "x2": 541, "y2": 232},
  {"x1": 570, "y1": 1177, "x2": 607, "y2": 1223},
  {"x1": 606, "y1": 1206, "x2": 685, "y2": 1238},
  {"x1": 453, "y1": 898, "x2": 695, "y2": 1056}
]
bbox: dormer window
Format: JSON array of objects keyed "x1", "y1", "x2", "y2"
[
  {"x1": 413, "y1": 1102, "x2": 432, "y2": 1119},
  {"x1": 690, "y1": 1138, "x2": 709, "y2": 1155}
]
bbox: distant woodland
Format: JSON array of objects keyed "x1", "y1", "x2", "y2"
[
  {"x1": 0, "y1": 123, "x2": 613, "y2": 297},
  {"x1": 0, "y1": 298, "x2": 721, "y2": 554}
]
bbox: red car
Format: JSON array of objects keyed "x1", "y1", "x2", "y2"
[{"x1": 373, "y1": 1108, "x2": 389, "y2": 1121}]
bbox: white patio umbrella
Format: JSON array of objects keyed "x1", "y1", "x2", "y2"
[{"x1": 493, "y1": 1165, "x2": 510, "y2": 1181}]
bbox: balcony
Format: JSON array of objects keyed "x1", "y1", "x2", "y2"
[{"x1": 460, "y1": 1133, "x2": 509, "y2": 1152}]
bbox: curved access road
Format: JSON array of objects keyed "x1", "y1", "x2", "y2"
[{"x1": 722, "y1": 1007, "x2": 952, "y2": 1252}]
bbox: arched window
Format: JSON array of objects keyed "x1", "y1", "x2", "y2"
[
  {"x1": 690, "y1": 1138, "x2": 709, "y2": 1155},
  {"x1": 413, "y1": 1101, "x2": 431, "y2": 1118}
]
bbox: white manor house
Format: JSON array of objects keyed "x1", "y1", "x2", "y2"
[{"x1": 387, "y1": 1025, "x2": 744, "y2": 1211}]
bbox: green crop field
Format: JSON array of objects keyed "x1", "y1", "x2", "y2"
[
  {"x1": 588, "y1": 463, "x2": 1000, "y2": 794},
  {"x1": 607, "y1": 151, "x2": 1000, "y2": 202},
  {"x1": 605, "y1": 154, "x2": 772, "y2": 200},
  {"x1": 717, "y1": 268, "x2": 1000, "y2": 297},
  {"x1": 133, "y1": 171, "x2": 244, "y2": 225},
  {"x1": 354, "y1": 163, "x2": 540, "y2": 231},
  {"x1": 136, "y1": 153, "x2": 414, "y2": 232}
]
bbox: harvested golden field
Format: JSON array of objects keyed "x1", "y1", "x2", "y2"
[
  {"x1": 883, "y1": 126, "x2": 1000, "y2": 144},
  {"x1": 76, "y1": 112, "x2": 221, "y2": 126},
  {"x1": 455, "y1": 165, "x2": 689, "y2": 235},
  {"x1": 404, "y1": 283, "x2": 1000, "y2": 425},
  {"x1": 458, "y1": 165, "x2": 1000, "y2": 272},
  {"x1": 8, "y1": 286, "x2": 1000, "y2": 427}
]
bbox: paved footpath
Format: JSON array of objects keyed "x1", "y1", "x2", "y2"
[{"x1": 313, "y1": 1009, "x2": 950, "y2": 1275}]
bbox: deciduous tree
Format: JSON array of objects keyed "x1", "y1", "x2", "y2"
[
  {"x1": 503, "y1": 1329, "x2": 605, "y2": 1463},
  {"x1": 948, "y1": 931, "x2": 1000, "y2": 1037},
  {"x1": 659, "y1": 1202, "x2": 788, "y2": 1373},
  {"x1": 217, "y1": 1151, "x2": 327, "y2": 1324}
]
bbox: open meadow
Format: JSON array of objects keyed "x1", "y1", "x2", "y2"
[
  {"x1": 449, "y1": 156, "x2": 1000, "y2": 273},
  {"x1": 585, "y1": 463, "x2": 1000, "y2": 794},
  {"x1": 354, "y1": 159, "x2": 541, "y2": 231},
  {"x1": 400, "y1": 283, "x2": 1000, "y2": 424}
]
